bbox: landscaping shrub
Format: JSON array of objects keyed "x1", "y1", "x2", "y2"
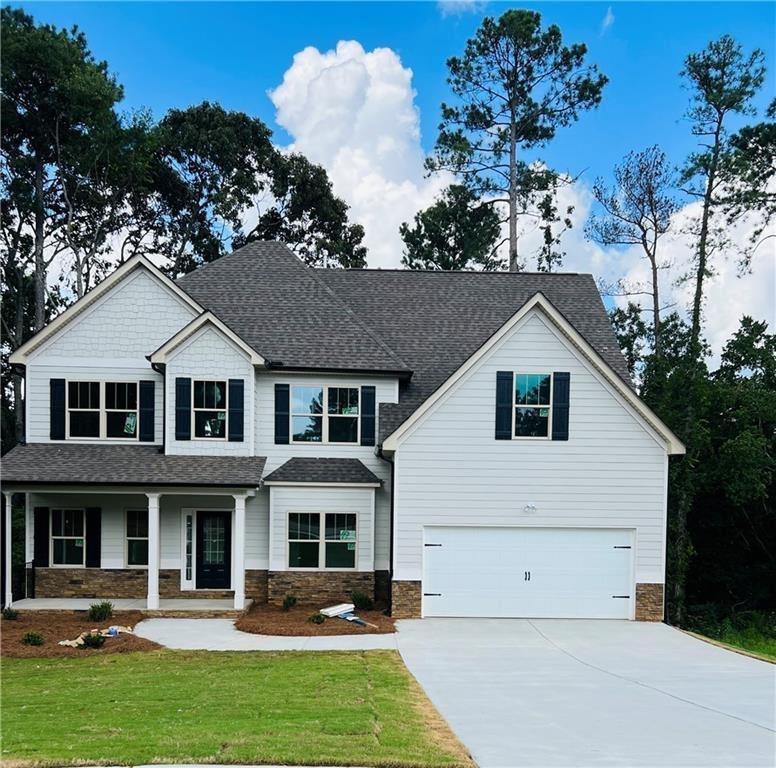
[
  {"x1": 308, "y1": 612, "x2": 326, "y2": 625},
  {"x1": 81, "y1": 633, "x2": 106, "y2": 649},
  {"x1": 351, "y1": 590, "x2": 374, "y2": 611},
  {"x1": 282, "y1": 594, "x2": 297, "y2": 611},
  {"x1": 88, "y1": 601, "x2": 113, "y2": 622},
  {"x1": 2, "y1": 607, "x2": 19, "y2": 620},
  {"x1": 22, "y1": 631, "x2": 43, "y2": 646}
]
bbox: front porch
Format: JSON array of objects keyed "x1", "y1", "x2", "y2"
[{"x1": 10, "y1": 596, "x2": 251, "y2": 617}]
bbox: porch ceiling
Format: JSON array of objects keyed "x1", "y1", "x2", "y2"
[{"x1": 1, "y1": 444, "x2": 266, "y2": 489}]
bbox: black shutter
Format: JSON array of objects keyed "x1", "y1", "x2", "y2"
[
  {"x1": 274, "y1": 383, "x2": 290, "y2": 444},
  {"x1": 228, "y1": 379, "x2": 245, "y2": 442},
  {"x1": 139, "y1": 381, "x2": 155, "y2": 442},
  {"x1": 50, "y1": 379, "x2": 66, "y2": 440},
  {"x1": 175, "y1": 377, "x2": 191, "y2": 440},
  {"x1": 85, "y1": 508, "x2": 101, "y2": 568},
  {"x1": 495, "y1": 371, "x2": 513, "y2": 440},
  {"x1": 361, "y1": 386, "x2": 376, "y2": 446},
  {"x1": 551, "y1": 372, "x2": 571, "y2": 441},
  {"x1": 34, "y1": 507, "x2": 49, "y2": 567}
]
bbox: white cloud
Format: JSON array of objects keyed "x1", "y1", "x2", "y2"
[
  {"x1": 269, "y1": 40, "x2": 451, "y2": 268},
  {"x1": 600, "y1": 6, "x2": 615, "y2": 35},
  {"x1": 438, "y1": 0, "x2": 485, "y2": 18}
]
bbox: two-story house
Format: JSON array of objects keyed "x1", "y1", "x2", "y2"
[{"x1": 2, "y1": 241, "x2": 684, "y2": 620}]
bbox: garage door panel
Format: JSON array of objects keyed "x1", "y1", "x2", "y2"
[{"x1": 422, "y1": 526, "x2": 634, "y2": 619}]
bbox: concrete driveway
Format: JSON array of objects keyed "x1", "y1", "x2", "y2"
[{"x1": 396, "y1": 619, "x2": 775, "y2": 768}]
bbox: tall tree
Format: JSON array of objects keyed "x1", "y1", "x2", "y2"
[
  {"x1": 680, "y1": 35, "x2": 766, "y2": 354},
  {"x1": 1, "y1": 6, "x2": 123, "y2": 329},
  {"x1": 399, "y1": 185, "x2": 502, "y2": 270},
  {"x1": 427, "y1": 9, "x2": 607, "y2": 271},
  {"x1": 587, "y1": 146, "x2": 678, "y2": 355}
]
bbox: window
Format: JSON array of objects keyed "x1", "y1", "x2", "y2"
[
  {"x1": 287, "y1": 512, "x2": 357, "y2": 569},
  {"x1": 291, "y1": 385, "x2": 359, "y2": 444},
  {"x1": 67, "y1": 381, "x2": 138, "y2": 439},
  {"x1": 126, "y1": 509, "x2": 148, "y2": 567},
  {"x1": 51, "y1": 509, "x2": 85, "y2": 566},
  {"x1": 514, "y1": 373, "x2": 552, "y2": 438},
  {"x1": 193, "y1": 380, "x2": 227, "y2": 438}
]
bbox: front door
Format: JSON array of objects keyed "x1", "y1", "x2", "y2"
[{"x1": 196, "y1": 511, "x2": 231, "y2": 589}]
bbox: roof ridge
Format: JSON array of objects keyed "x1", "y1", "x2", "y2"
[{"x1": 316, "y1": 267, "x2": 586, "y2": 277}]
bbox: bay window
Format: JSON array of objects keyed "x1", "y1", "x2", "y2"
[{"x1": 288, "y1": 512, "x2": 357, "y2": 569}]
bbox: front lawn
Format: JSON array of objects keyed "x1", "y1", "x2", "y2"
[{"x1": 1, "y1": 650, "x2": 472, "y2": 768}]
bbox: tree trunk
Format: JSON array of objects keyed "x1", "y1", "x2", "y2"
[
  {"x1": 650, "y1": 251, "x2": 661, "y2": 357},
  {"x1": 33, "y1": 157, "x2": 46, "y2": 332},
  {"x1": 508, "y1": 112, "x2": 519, "y2": 272}
]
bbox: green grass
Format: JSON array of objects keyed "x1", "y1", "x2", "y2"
[
  {"x1": 1, "y1": 650, "x2": 471, "y2": 768},
  {"x1": 702, "y1": 626, "x2": 776, "y2": 661},
  {"x1": 685, "y1": 609, "x2": 776, "y2": 662}
]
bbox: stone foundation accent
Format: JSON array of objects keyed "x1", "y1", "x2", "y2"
[
  {"x1": 635, "y1": 583, "x2": 664, "y2": 621},
  {"x1": 374, "y1": 570, "x2": 391, "y2": 605},
  {"x1": 391, "y1": 580, "x2": 421, "y2": 619},
  {"x1": 267, "y1": 571, "x2": 375, "y2": 606},
  {"x1": 245, "y1": 569, "x2": 268, "y2": 602},
  {"x1": 35, "y1": 567, "x2": 147, "y2": 598}
]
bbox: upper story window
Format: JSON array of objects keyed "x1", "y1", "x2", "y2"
[
  {"x1": 514, "y1": 373, "x2": 552, "y2": 438},
  {"x1": 67, "y1": 381, "x2": 137, "y2": 439},
  {"x1": 193, "y1": 380, "x2": 227, "y2": 439},
  {"x1": 291, "y1": 385, "x2": 359, "y2": 444}
]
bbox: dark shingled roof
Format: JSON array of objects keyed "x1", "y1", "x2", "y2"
[
  {"x1": 263, "y1": 457, "x2": 381, "y2": 485},
  {"x1": 1, "y1": 444, "x2": 266, "y2": 487},
  {"x1": 175, "y1": 242, "x2": 632, "y2": 444}
]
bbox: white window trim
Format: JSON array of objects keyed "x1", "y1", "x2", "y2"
[
  {"x1": 50, "y1": 507, "x2": 86, "y2": 568},
  {"x1": 512, "y1": 371, "x2": 553, "y2": 441},
  {"x1": 124, "y1": 508, "x2": 149, "y2": 569},
  {"x1": 191, "y1": 378, "x2": 229, "y2": 441},
  {"x1": 286, "y1": 511, "x2": 358, "y2": 571},
  {"x1": 290, "y1": 385, "x2": 360, "y2": 445},
  {"x1": 65, "y1": 380, "x2": 139, "y2": 442}
]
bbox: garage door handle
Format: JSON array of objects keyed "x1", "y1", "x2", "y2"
[{"x1": 524, "y1": 571, "x2": 531, "y2": 581}]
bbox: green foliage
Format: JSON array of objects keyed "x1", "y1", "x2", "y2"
[
  {"x1": 685, "y1": 607, "x2": 776, "y2": 660},
  {"x1": 427, "y1": 9, "x2": 607, "y2": 270},
  {"x1": 21, "y1": 631, "x2": 43, "y2": 646},
  {"x1": 351, "y1": 591, "x2": 374, "y2": 611},
  {"x1": 308, "y1": 612, "x2": 326, "y2": 625},
  {"x1": 88, "y1": 601, "x2": 113, "y2": 622},
  {"x1": 281, "y1": 594, "x2": 297, "y2": 611},
  {"x1": 2, "y1": 607, "x2": 20, "y2": 620},
  {"x1": 81, "y1": 632, "x2": 106, "y2": 649},
  {"x1": 608, "y1": 303, "x2": 649, "y2": 380},
  {"x1": 400, "y1": 185, "x2": 502, "y2": 270}
]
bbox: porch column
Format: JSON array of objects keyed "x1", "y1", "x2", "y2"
[
  {"x1": 146, "y1": 493, "x2": 161, "y2": 610},
  {"x1": 233, "y1": 495, "x2": 246, "y2": 610},
  {"x1": 3, "y1": 492, "x2": 13, "y2": 608}
]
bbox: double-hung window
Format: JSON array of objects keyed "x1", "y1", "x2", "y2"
[
  {"x1": 287, "y1": 512, "x2": 357, "y2": 569},
  {"x1": 514, "y1": 373, "x2": 553, "y2": 438},
  {"x1": 51, "y1": 508, "x2": 85, "y2": 566},
  {"x1": 67, "y1": 381, "x2": 138, "y2": 439},
  {"x1": 291, "y1": 385, "x2": 359, "y2": 444},
  {"x1": 193, "y1": 380, "x2": 227, "y2": 438},
  {"x1": 126, "y1": 509, "x2": 149, "y2": 567}
]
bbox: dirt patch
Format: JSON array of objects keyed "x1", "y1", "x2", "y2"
[
  {"x1": 1, "y1": 611, "x2": 161, "y2": 658},
  {"x1": 235, "y1": 602, "x2": 396, "y2": 636}
]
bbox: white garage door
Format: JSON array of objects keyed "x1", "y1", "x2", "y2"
[{"x1": 422, "y1": 526, "x2": 634, "y2": 619}]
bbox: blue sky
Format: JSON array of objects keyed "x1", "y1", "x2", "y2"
[{"x1": 18, "y1": 2, "x2": 776, "y2": 184}]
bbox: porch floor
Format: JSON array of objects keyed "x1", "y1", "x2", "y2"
[{"x1": 11, "y1": 598, "x2": 250, "y2": 613}]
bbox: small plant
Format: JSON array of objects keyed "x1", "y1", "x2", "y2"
[
  {"x1": 81, "y1": 633, "x2": 105, "y2": 649},
  {"x1": 351, "y1": 590, "x2": 374, "y2": 611},
  {"x1": 22, "y1": 631, "x2": 43, "y2": 646},
  {"x1": 88, "y1": 601, "x2": 113, "y2": 622},
  {"x1": 2, "y1": 607, "x2": 19, "y2": 620},
  {"x1": 308, "y1": 612, "x2": 326, "y2": 625},
  {"x1": 282, "y1": 594, "x2": 297, "y2": 611}
]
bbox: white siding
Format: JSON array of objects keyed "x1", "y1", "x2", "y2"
[
  {"x1": 25, "y1": 268, "x2": 197, "y2": 444},
  {"x1": 269, "y1": 485, "x2": 374, "y2": 572},
  {"x1": 165, "y1": 326, "x2": 255, "y2": 456},
  {"x1": 255, "y1": 372, "x2": 397, "y2": 571},
  {"x1": 393, "y1": 310, "x2": 667, "y2": 585}
]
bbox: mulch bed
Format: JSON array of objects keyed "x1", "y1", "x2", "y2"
[
  {"x1": 235, "y1": 602, "x2": 396, "y2": 636},
  {"x1": 1, "y1": 611, "x2": 161, "y2": 658}
]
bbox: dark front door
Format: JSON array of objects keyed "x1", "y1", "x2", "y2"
[{"x1": 196, "y1": 511, "x2": 231, "y2": 589}]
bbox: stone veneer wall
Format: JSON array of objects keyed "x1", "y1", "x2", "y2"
[
  {"x1": 391, "y1": 580, "x2": 421, "y2": 618},
  {"x1": 267, "y1": 571, "x2": 374, "y2": 606},
  {"x1": 635, "y1": 583, "x2": 664, "y2": 621}
]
